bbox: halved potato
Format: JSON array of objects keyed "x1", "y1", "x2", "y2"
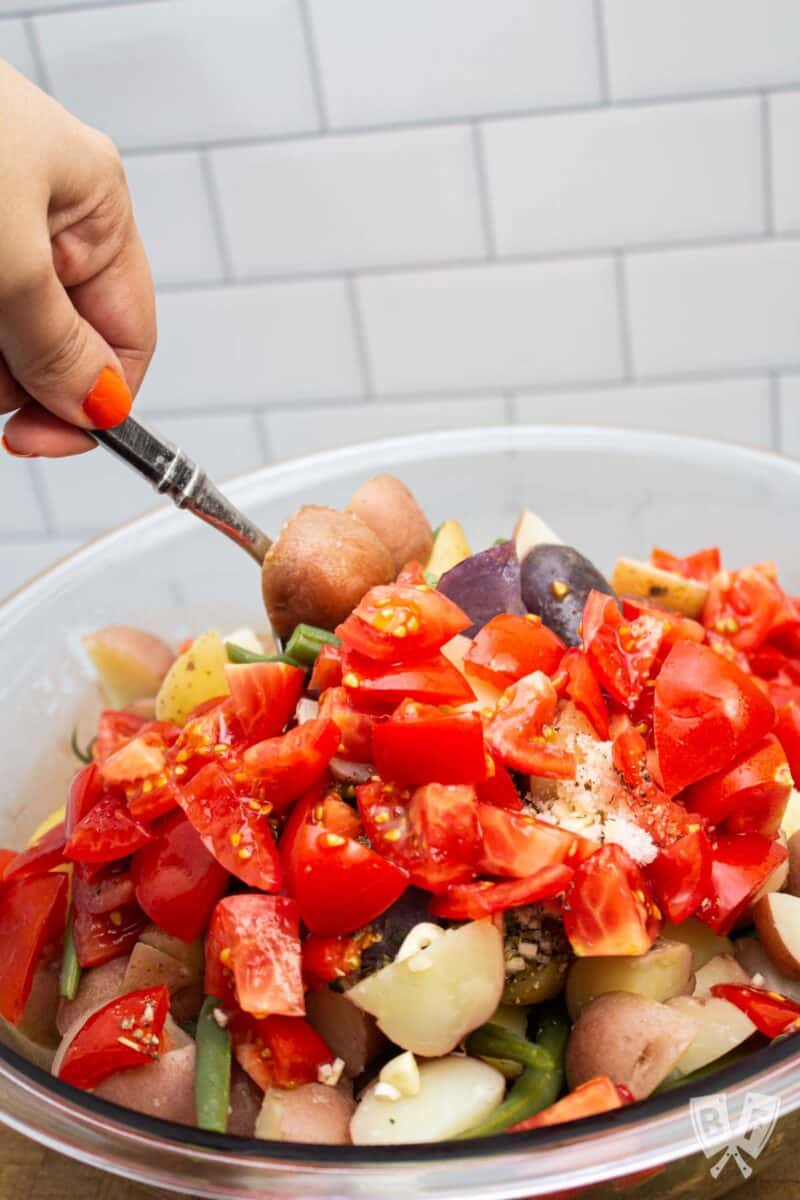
[
  {"x1": 610, "y1": 558, "x2": 708, "y2": 618},
  {"x1": 693, "y1": 954, "x2": 751, "y2": 997},
  {"x1": 734, "y1": 936, "x2": 800, "y2": 1002},
  {"x1": 513, "y1": 510, "x2": 564, "y2": 560},
  {"x1": 154, "y1": 630, "x2": 229, "y2": 726},
  {"x1": 782, "y1": 790, "x2": 800, "y2": 841},
  {"x1": 84, "y1": 625, "x2": 174, "y2": 709},
  {"x1": 668, "y1": 996, "x2": 755, "y2": 1076},
  {"x1": 661, "y1": 919, "x2": 734, "y2": 971},
  {"x1": 346, "y1": 475, "x2": 433, "y2": 574},
  {"x1": 305, "y1": 986, "x2": 386, "y2": 1078},
  {"x1": 425, "y1": 519, "x2": 472, "y2": 583},
  {"x1": 256, "y1": 1083, "x2": 355, "y2": 1145},
  {"x1": 565, "y1": 940, "x2": 693, "y2": 1019},
  {"x1": 753, "y1": 892, "x2": 800, "y2": 978},
  {"x1": 788, "y1": 831, "x2": 800, "y2": 898}
]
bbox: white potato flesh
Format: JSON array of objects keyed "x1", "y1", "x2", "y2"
[
  {"x1": 84, "y1": 625, "x2": 174, "y2": 709},
  {"x1": 566, "y1": 940, "x2": 693, "y2": 1019},
  {"x1": 610, "y1": 558, "x2": 708, "y2": 618},
  {"x1": 440, "y1": 635, "x2": 501, "y2": 712},
  {"x1": 351, "y1": 1055, "x2": 505, "y2": 1145},
  {"x1": 693, "y1": 954, "x2": 751, "y2": 997},
  {"x1": 513, "y1": 510, "x2": 564, "y2": 559},
  {"x1": 781, "y1": 790, "x2": 800, "y2": 841},
  {"x1": 256, "y1": 1083, "x2": 355, "y2": 1145},
  {"x1": 154, "y1": 630, "x2": 229, "y2": 726},
  {"x1": 734, "y1": 937, "x2": 800, "y2": 1003},
  {"x1": 753, "y1": 892, "x2": 800, "y2": 978},
  {"x1": 668, "y1": 996, "x2": 756, "y2": 1076},
  {"x1": 661, "y1": 919, "x2": 734, "y2": 971},
  {"x1": 346, "y1": 920, "x2": 504, "y2": 1057}
]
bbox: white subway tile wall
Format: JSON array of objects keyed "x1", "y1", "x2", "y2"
[{"x1": 1, "y1": 0, "x2": 799, "y2": 596}]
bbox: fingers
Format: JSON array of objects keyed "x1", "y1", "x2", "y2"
[
  {"x1": 2, "y1": 402, "x2": 95, "y2": 458},
  {"x1": 0, "y1": 358, "x2": 26, "y2": 416}
]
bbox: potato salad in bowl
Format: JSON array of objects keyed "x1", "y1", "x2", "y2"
[{"x1": 2, "y1": 471, "x2": 800, "y2": 1148}]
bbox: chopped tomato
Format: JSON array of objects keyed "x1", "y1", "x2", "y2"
[
  {"x1": 93, "y1": 710, "x2": 147, "y2": 765},
  {"x1": 77, "y1": 859, "x2": 136, "y2": 914},
  {"x1": 309, "y1": 643, "x2": 343, "y2": 692},
  {"x1": 654, "y1": 641, "x2": 775, "y2": 796},
  {"x1": 683, "y1": 734, "x2": 792, "y2": 838},
  {"x1": 484, "y1": 672, "x2": 575, "y2": 780},
  {"x1": 243, "y1": 718, "x2": 340, "y2": 813},
  {"x1": 57, "y1": 985, "x2": 169, "y2": 1090},
  {"x1": 703, "y1": 564, "x2": 800, "y2": 653},
  {"x1": 3, "y1": 821, "x2": 66, "y2": 881},
  {"x1": 372, "y1": 700, "x2": 487, "y2": 786},
  {"x1": 100, "y1": 735, "x2": 167, "y2": 788},
  {"x1": 775, "y1": 703, "x2": 800, "y2": 785},
  {"x1": 475, "y1": 757, "x2": 524, "y2": 811},
  {"x1": 464, "y1": 613, "x2": 565, "y2": 690},
  {"x1": 646, "y1": 828, "x2": 713, "y2": 924},
  {"x1": 224, "y1": 661, "x2": 305, "y2": 743},
  {"x1": 72, "y1": 863, "x2": 148, "y2": 968},
  {"x1": 582, "y1": 590, "x2": 665, "y2": 708},
  {"x1": 358, "y1": 780, "x2": 482, "y2": 893},
  {"x1": 319, "y1": 686, "x2": 375, "y2": 763},
  {"x1": 66, "y1": 763, "x2": 104, "y2": 837},
  {"x1": 302, "y1": 930, "x2": 373, "y2": 990},
  {"x1": 711, "y1": 983, "x2": 800, "y2": 1038},
  {"x1": 396, "y1": 561, "x2": 427, "y2": 586},
  {"x1": 0, "y1": 873, "x2": 68, "y2": 1023},
  {"x1": 478, "y1": 804, "x2": 597, "y2": 878},
  {"x1": 429, "y1": 866, "x2": 573, "y2": 920},
  {"x1": 612, "y1": 724, "x2": 696, "y2": 848},
  {"x1": 177, "y1": 762, "x2": 281, "y2": 892},
  {"x1": 340, "y1": 649, "x2": 475, "y2": 709},
  {"x1": 552, "y1": 648, "x2": 610, "y2": 740},
  {"x1": 620, "y1": 598, "x2": 705, "y2": 666},
  {"x1": 697, "y1": 833, "x2": 788, "y2": 935},
  {"x1": 232, "y1": 1013, "x2": 333, "y2": 1092},
  {"x1": 511, "y1": 1076, "x2": 629, "y2": 1132},
  {"x1": 317, "y1": 793, "x2": 362, "y2": 840},
  {"x1": 64, "y1": 795, "x2": 152, "y2": 865},
  {"x1": 0, "y1": 849, "x2": 15, "y2": 882},
  {"x1": 650, "y1": 546, "x2": 721, "y2": 584},
  {"x1": 131, "y1": 810, "x2": 229, "y2": 943},
  {"x1": 336, "y1": 581, "x2": 470, "y2": 663},
  {"x1": 563, "y1": 844, "x2": 661, "y2": 957},
  {"x1": 204, "y1": 894, "x2": 304, "y2": 1017}
]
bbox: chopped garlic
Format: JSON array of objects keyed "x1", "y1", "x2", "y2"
[
  {"x1": 317, "y1": 1057, "x2": 345, "y2": 1087},
  {"x1": 373, "y1": 1081, "x2": 402, "y2": 1102},
  {"x1": 212, "y1": 1007, "x2": 229, "y2": 1029},
  {"x1": 379, "y1": 1051, "x2": 420, "y2": 1098},
  {"x1": 295, "y1": 697, "x2": 320, "y2": 725},
  {"x1": 396, "y1": 922, "x2": 445, "y2": 963},
  {"x1": 751, "y1": 972, "x2": 766, "y2": 989}
]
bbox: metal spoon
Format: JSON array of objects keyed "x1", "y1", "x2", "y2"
[{"x1": 92, "y1": 415, "x2": 272, "y2": 566}]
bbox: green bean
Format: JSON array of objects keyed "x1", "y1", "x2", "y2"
[
  {"x1": 656, "y1": 1048, "x2": 752, "y2": 1094},
  {"x1": 284, "y1": 624, "x2": 341, "y2": 668},
  {"x1": 70, "y1": 727, "x2": 95, "y2": 765},
  {"x1": 195, "y1": 997, "x2": 232, "y2": 1134},
  {"x1": 225, "y1": 642, "x2": 298, "y2": 667},
  {"x1": 465, "y1": 1022, "x2": 554, "y2": 1072},
  {"x1": 455, "y1": 1009, "x2": 569, "y2": 1139},
  {"x1": 59, "y1": 910, "x2": 81, "y2": 1001}
]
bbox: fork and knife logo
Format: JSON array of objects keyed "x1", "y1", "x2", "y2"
[{"x1": 690, "y1": 1092, "x2": 780, "y2": 1179}]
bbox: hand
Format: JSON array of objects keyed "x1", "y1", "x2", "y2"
[{"x1": 0, "y1": 60, "x2": 156, "y2": 458}]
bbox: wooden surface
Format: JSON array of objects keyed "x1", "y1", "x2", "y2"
[{"x1": 0, "y1": 1122, "x2": 797, "y2": 1199}]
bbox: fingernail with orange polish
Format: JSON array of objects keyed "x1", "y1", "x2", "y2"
[
  {"x1": 83, "y1": 367, "x2": 132, "y2": 430},
  {"x1": 1, "y1": 434, "x2": 35, "y2": 458}
]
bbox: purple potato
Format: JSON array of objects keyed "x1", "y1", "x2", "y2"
[
  {"x1": 437, "y1": 541, "x2": 525, "y2": 636},
  {"x1": 520, "y1": 544, "x2": 614, "y2": 646}
]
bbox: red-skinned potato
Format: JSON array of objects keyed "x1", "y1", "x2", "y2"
[
  {"x1": 56, "y1": 956, "x2": 128, "y2": 1037},
  {"x1": 788, "y1": 830, "x2": 800, "y2": 897},
  {"x1": 261, "y1": 506, "x2": 394, "y2": 639},
  {"x1": 346, "y1": 475, "x2": 433, "y2": 574},
  {"x1": 753, "y1": 892, "x2": 800, "y2": 978},
  {"x1": 94, "y1": 1042, "x2": 197, "y2": 1126},
  {"x1": 566, "y1": 991, "x2": 698, "y2": 1100},
  {"x1": 255, "y1": 1082, "x2": 355, "y2": 1144},
  {"x1": 305, "y1": 985, "x2": 387, "y2": 1078},
  {"x1": 83, "y1": 626, "x2": 174, "y2": 708}
]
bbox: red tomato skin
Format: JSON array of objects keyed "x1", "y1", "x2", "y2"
[
  {"x1": 301, "y1": 931, "x2": 369, "y2": 990},
  {"x1": 475, "y1": 758, "x2": 524, "y2": 811},
  {"x1": 776, "y1": 703, "x2": 800, "y2": 785},
  {"x1": 682, "y1": 734, "x2": 792, "y2": 838},
  {"x1": 131, "y1": 811, "x2": 229, "y2": 943},
  {"x1": 464, "y1": 613, "x2": 566, "y2": 690},
  {"x1": 57, "y1": 985, "x2": 170, "y2": 1090},
  {"x1": 371, "y1": 701, "x2": 487, "y2": 786},
  {"x1": 582, "y1": 591, "x2": 664, "y2": 708},
  {"x1": 340, "y1": 649, "x2": 476, "y2": 709},
  {"x1": 336, "y1": 582, "x2": 470, "y2": 663},
  {"x1": 552, "y1": 648, "x2": 610, "y2": 740},
  {"x1": 224, "y1": 661, "x2": 305, "y2": 743},
  {"x1": 711, "y1": 983, "x2": 800, "y2": 1038},
  {"x1": 243, "y1": 718, "x2": 340, "y2": 813},
  {"x1": 703, "y1": 564, "x2": 796, "y2": 653},
  {"x1": 654, "y1": 641, "x2": 775, "y2": 796},
  {"x1": 66, "y1": 764, "x2": 104, "y2": 837},
  {"x1": 511, "y1": 1075, "x2": 628, "y2": 1132},
  {"x1": 646, "y1": 829, "x2": 713, "y2": 924},
  {"x1": 429, "y1": 865, "x2": 573, "y2": 920},
  {"x1": 204, "y1": 894, "x2": 304, "y2": 1017},
  {"x1": 2, "y1": 822, "x2": 66, "y2": 881},
  {"x1": 309, "y1": 643, "x2": 343, "y2": 692},
  {"x1": 77, "y1": 860, "x2": 136, "y2": 914},
  {"x1": 319, "y1": 686, "x2": 375, "y2": 763},
  {"x1": 64, "y1": 795, "x2": 152, "y2": 865},
  {"x1": 484, "y1": 672, "x2": 576, "y2": 780},
  {"x1": 232, "y1": 1013, "x2": 333, "y2": 1091},
  {"x1": 0, "y1": 849, "x2": 15, "y2": 882},
  {"x1": 177, "y1": 762, "x2": 281, "y2": 892},
  {"x1": 698, "y1": 834, "x2": 788, "y2": 935},
  {"x1": 71, "y1": 863, "x2": 148, "y2": 968},
  {"x1": 563, "y1": 844, "x2": 662, "y2": 957},
  {"x1": 650, "y1": 546, "x2": 721, "y2": 584},
  {"x1": 0, "y1": 873, "x2": 68, "y2": 1023},
  {"x1": 93, "y1": 710, "x2": 147, "y2": 765},
  {"x1": 478, "y1": 804, "x2": 597, "y2": 878}
]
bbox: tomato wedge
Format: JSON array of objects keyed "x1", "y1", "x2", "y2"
[
  {"x1": 224, "y1": 661, "x2": 305, "y2": 742},
  {"x1": 552, "y1": 648, "x2": 609, "y2": 740},
  {"x1": 372, "y1": 700, "x2": 487, "y2": 786},
  {"x1": 131, "y1": 810, "x2": 229, "y2": 943},
  {"x1": 682, "y1": 734, "x2": 792, "y2": 838},
  {"x1": 697, "y1": 833, "x2": 788, "y2": 935},
  {"x1": 309, "y1": 643, "x2": 343, "y2": 692},
  {"x1": 72, "y1": 863, "x2": 148, "y2": 968},
  {"x1": 64, "y1": 794, "x2": 152, "y2": 865},
  {"x1": 301, "y1": 930, "x2": 373, "y2": 990},
  {"x1": 0, "y1": 849, "x2": 15, "y2": 883},
  {"x1": 478, "y1": 804, "x2": 597, "y2": 878},
  {"x1": 511, "y1": 1076, "x2": 629, "y2": 1132},
  {"x1": 650, "y1": 546, "x2": 721, "y2": 584},
  {"x1": 232, "y1": 1013, "x2": 333, "y2": 1091},
  {"x1": 57, "y1": 985, "x2": 169, "y2": 1090},
  {"x1": 464, "y1": 614, "x2": 565, "y2": 690},
  {"x1": 429, "y1": 866, "x2": 572, "y2": 919},
  {"x1": 582, "y1": 590, "x2": 664, "y2": 708},
  {"x1": 77, "y1": 859, "x2": 136, "y2": 914},
  {"x1": 484, "y1": 672, "x2": 575, "y2": 780},
  {"x1": 66, "y1": 763, "x2": 104, "y2": 837},
  {"x1": 178, "y1": 762, "x2": 281, "y2": 892},
  {"x1": 3, "y1": 821, "x2": 66, "y2": 881},
  {"x1": 475, "y1": 757, "x2": 524, "y2": 812},
  {"x1": 0, "y1": 873, "x2": 68, "y2": 1023},
  {"x1": 654, "y1": 641, "x2": 775, "y2": 796},
  {"x1": 563, "y1": 844, "x2": 661, "y2": 957},
  {"x1": 336, "y1": 581, "x2": 470, "y2": 663},
  {"x1": 340, "y1": 649, "x2": 475, "y2": 709},
  {"x1": 93, "y1": 710, "x2": 147, "y2": 765},
  {"x1": 204, "y1": 894, "x2": 304, "y2": 1017},
  {"x1": 703, "y1": 564, "x2": 798, "y2": 653},
  {"x1": 243, "y1": 718, "x2": 340, "y2": 813},
  {"x1": 318, "y1": 686, "x2": 375, "y2": 763},
  {"x1": 711, "y1": 983, "x2": 800, "y2": 1038},
  {"x1": 646, "y1": 828, "x2": 713, "y2": 924},
  {"x1": 612, "y1": 724, "x2": 696, "y2": 848}
]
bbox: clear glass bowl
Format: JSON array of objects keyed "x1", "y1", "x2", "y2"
[{"x1": 1, "y1": 425, "x2": 800, "y2": 1199}]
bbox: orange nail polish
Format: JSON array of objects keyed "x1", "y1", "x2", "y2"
[
  {"x1": 1, "y1": 434, "x2": 35, "y2": 458},
  {"x1": 83, "y1": 367, "x2": 132, "y2": 430}
]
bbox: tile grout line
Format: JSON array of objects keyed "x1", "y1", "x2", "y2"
[
  {"x1": 592, "y1": 0, "x2": 612, "y2": 103},
  {"x1": 1, "y1": 0, "x2": 161, "y2": 18},
  {"x1": 252, "y1": 410, "x2": 274, "y2": 467},
  {"x1": 198, "y1": 150, "x2": 236, "y2": 283},
  {"x1": 769, "y1": 371, "x2": 783, "y2": 452},
  {"x1": 344, "y1": 275, "x2": 376, "y2": 400},
  {"x1": 22, "y1": 16, "x2": 52, "y2": 92},
  {"x1": 470, "y1": 122, "x2": 497, "y2": 259},
  {"x1": 614, "y1": 253, "x2": 635, "y2": 379},
  {"x1": 297, "y1": 0, "x2": 329, "y2": 133},
  {"x1": 760, "y1": 91, "x2": 775, "y2": 235}
]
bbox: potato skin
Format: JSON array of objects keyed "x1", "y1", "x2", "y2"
[
  {"x1": 346, "y1": 475, "x2": 433, "y2": 573},
  {"x1": 788, "y1": 830, "x2": 800, "y2": 897},
  {"x1": 261, "y1": 505, "x2": 394, "y2": 638},
  {"x1": 566, "y1": 991, "x2": 698, "y2": 1100}
]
